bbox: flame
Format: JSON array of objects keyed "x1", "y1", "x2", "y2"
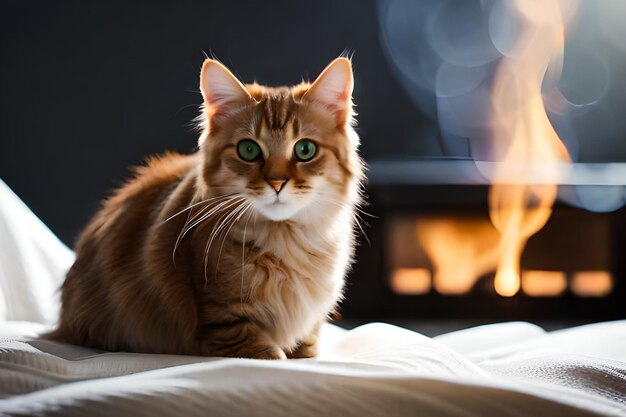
[
  {"x1": 571, "y1": 271, "x2": 613, "y2": 297},
  {"x1": 488, "y1": 0, "x2": 577, "y2": 297},
  {"x1": 521, "y1": 270, "x2": 567, "y2": 297},
  {"x1": 416, "y1": 218, "x2": 500, "y2": 294},
  {"x1": 391, "y1": 268, "x2": 432, "y2": 295}
]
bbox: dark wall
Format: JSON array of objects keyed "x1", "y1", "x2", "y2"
[{"x1": 0, "y1": 0, "x2": 437, "y2": 245}]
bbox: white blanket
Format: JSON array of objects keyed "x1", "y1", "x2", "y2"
[
  {"x1": 1, "y1": 321, "x2": 625, "y2": 416},
  {"x1": 0, "y1": 179, "x2": 624, "y2": 417},
  {"x1": 0, "y1": 180, "x2": 73, "y2": 324}
]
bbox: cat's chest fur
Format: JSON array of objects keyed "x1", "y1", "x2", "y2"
[{"x1": 231, "y1": 214, "x2": 351, "y2": 349}]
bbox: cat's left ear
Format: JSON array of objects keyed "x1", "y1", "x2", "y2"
[
  {"x1": 303, "y1": 58, "x2": 354, "y2": 127},
  {"x1": 200, "y1": 59, "x2": 251, "y2": 117}
]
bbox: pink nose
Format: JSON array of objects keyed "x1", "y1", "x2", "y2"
[{"x1": 266, "y1": 178, "x2": 287, "y2": 193}]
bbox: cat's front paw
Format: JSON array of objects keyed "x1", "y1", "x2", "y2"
[
  {"x1": 252, "y1": 345, "x2": 287, "y2": 360},
  {"x1": 222, "y1": 343, "x2": 286, "y2": 360},
  {"x1": 286, "y1": 341, "x2": 319, "y2": 359}
]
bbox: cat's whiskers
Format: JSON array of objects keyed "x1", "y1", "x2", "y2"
[
  {"x1": 172, "y1": 203, "x2": 198, "y2": 267},
  {"x1": 167, "y1": 195, "x2": 237, "y2": 266},
  {"x1": 175, "y1": 195, "x2": 239, "y2": 241},
  {"x1": 173, "y1": 201, "x2": 215, "y2": 267},
  {"x1": 211, "y1": 200, "x2": 254, "y2": 285},
  {"x1": 205, "y1": 200, "x2": 248, "y2": 255},
  {"x1": 161, "y1": 194, "x2": 237, "y2": 225},
  {"x1": 186, "y1": 198, "x2": 245, "y2": 259},
  {"x1": 172, "y1": 195, "x2": 245, "y2": 265},
  {"x1": 177, "y1": 197, "x2": 232, "y2": 239},
  {"x1": 183, "y1": 196, "x2": 243, "y2": 236},
  {"x1": 202, "y1": 199, "x2": 252, "y2": 285}
]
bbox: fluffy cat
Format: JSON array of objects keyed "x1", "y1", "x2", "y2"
[{"x1": 48, "y1": 58, "x2": 365, "y2": 359}]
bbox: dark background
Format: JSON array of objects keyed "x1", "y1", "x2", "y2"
[
  {"x1": 0, "y1": 0, "x2": 439, "y2": 246},
  {"x1": 4, "y1": 1, "x2": 625, "y2": 330}
]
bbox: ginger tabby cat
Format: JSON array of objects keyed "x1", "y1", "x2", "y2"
[{"x1": 49, "y1": 58, "x2": 364, "y2": 359}]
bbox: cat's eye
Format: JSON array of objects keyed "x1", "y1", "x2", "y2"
[
  {"x1": 294, "y1": 139, "x2": 317, "y2": 162},
  {"x1": 237, "y1": 139, "x2": 262, "y2": 162}
]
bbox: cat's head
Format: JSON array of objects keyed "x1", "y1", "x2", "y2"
[{"x1": 197, "y1": 58, "x2": 363, "y2": 223}]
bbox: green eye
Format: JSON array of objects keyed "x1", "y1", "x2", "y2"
[
  {"x1": 237, "y1": 139, "x2": 262, "y2": 162},
  {"x1": 294, "y1": 139, "x2": 317, "y2": 162}
]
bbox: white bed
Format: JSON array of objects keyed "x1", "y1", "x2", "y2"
[{"x1": 0, "y1": 179, "x2": 624, "y2": 417}]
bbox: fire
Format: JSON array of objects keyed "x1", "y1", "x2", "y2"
[
  {"x1": 571, "y1": 271, "x2": 613, "y2": 297},
  {"x1": 391, "y1": 268, "x2": 431, "y2": 295},
  {"x1": 415, "y1": 218, "x2": 500, "y2": 295},
  {"x1": 389, "y1": 1, "x2": 610, "y2": 300},
  {"x1": 521, "y1": 270, "x2": 567, "y2": 297},
  {"x1": 487, "y1": 0, "x2": 577, "y2": 297}
]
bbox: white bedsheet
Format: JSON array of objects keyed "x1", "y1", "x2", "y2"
[
  {"x1": 0, "y1": 180, "x2": 73, "y2": 324},
  {"x1": 1, "y1": 320, "x2": 625, "y2": 416},
  {"x1": 0, "y1": 178, "x2": 624, "y2": 416}
]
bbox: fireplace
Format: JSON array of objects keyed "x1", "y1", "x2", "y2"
[
  {"x1": 342, "y1": 160, "x2": 626, "y2": 322},
  {"x1": 339, "y1": 0, "x2": 626, "y2": 327}
]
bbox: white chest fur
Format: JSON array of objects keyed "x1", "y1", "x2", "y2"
[{"x1": 242, "y1": 209, "x2": 353, "y2": 348}]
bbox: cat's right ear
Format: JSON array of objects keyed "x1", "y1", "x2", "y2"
[{"x1": 200, "y1": 59, "x2": 251, "y2": 118}]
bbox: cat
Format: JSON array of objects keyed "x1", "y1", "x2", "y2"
[{"x1": 47, "y1": 57, "x2": 365, "y2": 359}]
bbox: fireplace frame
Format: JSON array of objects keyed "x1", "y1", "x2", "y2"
[{"x1": 342, "y1": 166, "x2": 626, "y2": 322}]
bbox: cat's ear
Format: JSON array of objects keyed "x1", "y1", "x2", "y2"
[
  {"x1": 200, "y1": 59, "x2": 251, "y2": 117},
  {"x1": 303, "y1": 57, "x2": 354, "y2": 127}
]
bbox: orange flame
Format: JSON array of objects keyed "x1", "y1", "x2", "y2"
[
  {"x1": 415, "y1": 218, "x2": 500, "y2": 295},
  {"x1": 488, "y1": 0, "x2": 577, "y2": 296},
  {"x1": 521, "y1": 270, "x2": 567, "y2": 297},
  {"x1": 571, "y1": 271, "x2": 613, "y2": 297}
]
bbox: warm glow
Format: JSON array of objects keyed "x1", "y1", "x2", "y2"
[
  {"x1": 571, "y1": 271, "x2": 613, "y2": 297},
  {"x1": 487, "y1": 0, "x2": 577, "y2": 297},
  {"x1": 391, "y1": 268, "x2": 432, "y2": 295},
  {"x1": 521, "y1": 270, "x2": 567, "y2": 297},
  {"x1": 415, "y1": 218, "x2": 500, "y2": 295}
]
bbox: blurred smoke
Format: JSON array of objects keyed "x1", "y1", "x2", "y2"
[{"x1": 378, "y1": 0, "x2": 626, "y2": 212}]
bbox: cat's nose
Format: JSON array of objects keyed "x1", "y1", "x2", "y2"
[{"x1": 266, "y1": 177, "x2": 288, "y2": 193}]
